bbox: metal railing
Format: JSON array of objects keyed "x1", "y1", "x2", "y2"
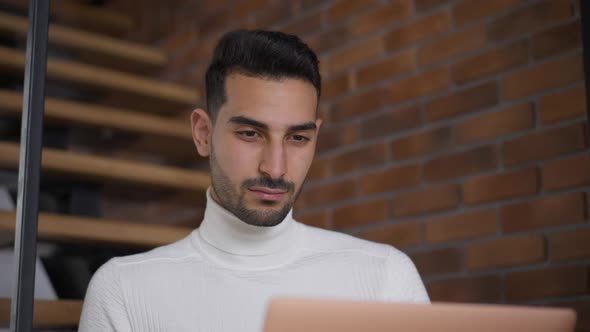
[
  {"x1": 10, "y1": 0, "x2": 49, "y2": 331},
  {"x1": 581, "y1": 0, "x2": 590, "y2": 147}
]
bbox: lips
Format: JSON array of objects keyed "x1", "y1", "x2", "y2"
[{"x1": 249, "y1": 187, "x2": 287, "y2": 201}]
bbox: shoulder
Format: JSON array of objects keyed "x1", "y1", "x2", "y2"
[
  {"x1": 109, "y1": 232, "x2": 199, "y2": 267},
  {"x1": 88, "y1": 232, "x2": 199, "y2": 286},
  {"x1": 298, "y1": 223, "x2": 422, "y2": 278},
  {"x1": 298, "y1": 222, "x2": 408, "y2": 260}
]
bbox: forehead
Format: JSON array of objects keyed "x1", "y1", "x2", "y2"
[{"x1": 218, "y1": 74, "x2": 318, "y2": 128}]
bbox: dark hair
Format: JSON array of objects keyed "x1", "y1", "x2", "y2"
[{"x1": 205, "y1": 29, "x2": 321, "y2": 120}]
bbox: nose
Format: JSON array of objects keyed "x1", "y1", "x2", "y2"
[{"x1": 259, "y1": 141, "x2": 287, "y2": 179}]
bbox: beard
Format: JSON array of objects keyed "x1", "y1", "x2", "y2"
[{"x1": 208, "y1": 144, "x2": 302, "y2": 227}]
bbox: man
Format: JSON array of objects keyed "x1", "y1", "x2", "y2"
[{"x1": 78, "y1": 30, "x2": 428, "y2": 332}]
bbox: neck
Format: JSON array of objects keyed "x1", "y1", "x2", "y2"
[{"x1": 194, "y1": 189, "x2": 299, "y2": 267}]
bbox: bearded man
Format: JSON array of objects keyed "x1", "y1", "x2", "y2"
[{"x1": 78, "y1": 29, "x2": 429, "y2": 332}]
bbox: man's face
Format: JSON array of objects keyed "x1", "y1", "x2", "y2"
[{"x1": 203, "y1": 74, "x2": 321, "y2": 227}]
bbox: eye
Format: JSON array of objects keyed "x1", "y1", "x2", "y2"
[
  {"x1": 241, "y1": 131, "x2": 257, "y2": 137},
  {"x1": 290, "y1": 134, "x2": 310, "y2": 143},
  {"x1": 237, "y1": 130, "x2": 261, "y2": 140}
]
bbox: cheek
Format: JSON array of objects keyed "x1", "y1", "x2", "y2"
[
  {"x1": 288, "y1": 147, "x2": 315, "y2": 184},
  {"x1": 214, "y1": 134, "x2": 259, "y2": 178}
]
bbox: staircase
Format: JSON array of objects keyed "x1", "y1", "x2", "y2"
[{"x1": 0, "y1": 1, "x2": 206, "y2": 329}]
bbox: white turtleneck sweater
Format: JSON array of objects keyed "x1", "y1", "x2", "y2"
[{"x1": 78, "y1": 190, "x2": 429, "y2": 332}]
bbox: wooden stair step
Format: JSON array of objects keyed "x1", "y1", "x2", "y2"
[
  {"x1": 0, "y1": 89, "x2": 198, "y2": 162},
  {"x1": 0, "y1": 210, "x2": 192, "y2": 247},
  {"x1": 0, "y1": 0, "x2": 133, "y2": 36},
  {"x1": 0, "y1": 46, "x2": 199, "y2": 108},
  {"x1": 0, "y1": 12, "x2": 167, "y2": 69},
  {"x1": 0, "y1": 89, "x2": 192, "y2": 140},
  {"x1": 0, "y1": 298, "x2": 82, "y2": 329},
  {"x1": 0, "y1": 142, "x2": 210, "y2": 191}
]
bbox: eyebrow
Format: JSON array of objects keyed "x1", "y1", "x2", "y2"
[
  {"x1": 228, "y1": 116, "x2": 317, "y2": 132},
  {"x1": 228, "y1": 116, "x2": 268, "y2": 130},
  {"x1": 287, "y1": 122, "x2": 317, "y2": 132}
]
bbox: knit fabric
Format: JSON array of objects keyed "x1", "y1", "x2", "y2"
[{"x1": 78, "y1": 190, "x2": 429, "y2": 332}]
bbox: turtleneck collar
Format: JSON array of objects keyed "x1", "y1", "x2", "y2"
[{"x1": 192, "y1": 188, "x2": 301, "y2": 269}]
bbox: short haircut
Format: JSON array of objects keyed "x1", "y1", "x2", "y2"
[{"x1": 205, "y1": 29, "x2": 321, "y2": 120}]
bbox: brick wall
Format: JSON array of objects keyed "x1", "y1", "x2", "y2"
[{"x1": 127, "y1": 0, "x2": 589, "y2": 328}]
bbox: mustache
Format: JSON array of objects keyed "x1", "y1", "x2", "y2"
[{"x1": 242, "y1": 177, "x2": 294, "y2": 192}]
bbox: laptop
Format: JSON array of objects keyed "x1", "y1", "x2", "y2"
[{"x1": 263, "y1": 298, "x2": 577, "y2": 332}]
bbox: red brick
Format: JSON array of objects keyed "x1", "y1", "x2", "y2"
[
  {"x1": 317, "y1": 124, "x2": 359, "y2": 152},
  {"x1": 184, "y1": 37, "x2": 211, "y2": 62},
  {"x1": 330, "y1": 143, "x2": 388, "y2": 176},
  {"x1": 349, "y1": 0, "x2": 413, "y2": 37},
  {"x1": 415, "y1": 0, "x2": 451, "y2": 12},
  {"x1": 356, "y1": 222, "x2": 423, "y2": 248},
  {"x1": 452, "y1": 40, "x2": 528, "y2": 84},
  {"x1": 463, "y1": 168, "x2": 539, "y2": 205},
  {"x1": 324, "y1": 37, "x2": 385, "y2": 75},
  {"x1": 360, "y1": 105, "x2": 421, "y2": 140},
  {"x1": 553, "y1": 300, "x2": 590, "y2": 332},
  {"x1": 427, "y1": 275, "x2": 503, "y2": 303},
  {"x1": 426, "y1": 209, "x2": 498, "y2": 244},
  {"x1": 305, "y1": 26, "x2": 349, "y2": 54},
  {"x1": 331, "y1": 88, "x2": 388, "y2": 122},
  {"x1": 168, "y1": 43, "x2": 207, "y2": 74},
  {"x1": 301, "y1": 0, "x2": 329, "y2": 10},
  {"x1": 410, "y1": 248, "x2": 463, "y2": 276},
  {"x1": 254, "y1": 2, "x2": 292, "y2": 28},
  {"x1": 454, "y1": 103, "x2": 534, "y2": 145},
  {"x1": 359, "y1": 164, "x2": 422, "y2": 195},
  {"x1": 298, "y1": 179, "x2": 357, "y2": 207},
  {"x1": 388, "y1": 67, "x2": 450, "y2": 103},
  {"x1": 319, "y1": 104, "x2": 331, "y2": 121},
  {"x1": 282, "y1": 11, "x2": 323, "y2": 36},
  {"x1": 542, "y1": 153, "x2": 590, "y2": 191},
  {"x1": 189, "y1": 33, "x2": 220, "y2": 62},
  {"x1": 328, "y1": 0, "x2": 379, "y2": 22},
  {"x1": 175, "y1": 0, "x2": 228, "y2": 19},
  {"x1": 502, "y1": 192, "x2": 587, "y2": 233},
  {"x1": 506, "y1": 265, "x2": 588, "y2": 301},
  {"x1": 306, "y1": 158, "x2": 329, "y2": 181},
  {"x1": 551, "y1": 228, "x2": 590, "y2": 261},
  {"x1": 503, "y1": 54, "x2": 583, "y2": 100},
  {"x1": 318, "y1": 107, "x2": 332, "y2": 125},
  {"x1": 502, "y1": 123, "x2": 587, "y2": 166},
  {"x1": 322, "y1": 73, "x2": 350, "y2": 101},
  {"x1": 424, "y1": 81, "x2": 499, "y2": 122},
  {"x1": 488, "y1": 0, "x2": 573, "y2": 42},
  {"x1": 453, "y1": 0, "x2": 520, "y2": 27},
  {"x1": 466, "y1": 235, "x2": 546, "y2": 270},
  {"x1": 418, "y1": 24, "x2": 487, "y2": 66},
  {"x1": 198, "y1": 11, "x2": 233, "y2": 37},
  {"x1": 391, "y1": 126, "x2": 453, "y2": 160},
  {"x1": 385, "y1": 10, "x2": 451, "y2": 51},
  {"x1": 296, "y1": 211, "x2": 330, "y2": 229},
  {"x1": 167, "y1": 53, "x2": 191, "y2": 78},
  {"x1": 392, "y1": 184, "x2": 461, "y2": 217},
  {"x1": 356, "y1": 49, "x2": 417, "y2": 88},
  {"x1": 538, "y1": 84, "x2": 587, "y2": 124},
  {"x1": 332, "y1": 199, "x2": 389, "y2": 229},
  {"x1": 532, "y1": 22, "x2": 582, "y2": 59},
  {"x1": 228, "y1": 0, "x2": 271, "y2": 19},
  {"x1": 425, "y1": 145, "x2": 498, "y2": 182},
  {"x1": 161, "y1": 27, "x2": 198, "y2": 53}
]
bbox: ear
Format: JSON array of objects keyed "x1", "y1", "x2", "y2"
[
  {"x1": 313, "y1": 117, "x2": 323, "y2": 139},
  {"x1": 190, "y1": 108, "x2": 212, "y2": 157}
]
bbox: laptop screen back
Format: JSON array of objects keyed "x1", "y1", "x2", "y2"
[{"x1": 263, "y1": 298, "x2": 576, "y2": 332}]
